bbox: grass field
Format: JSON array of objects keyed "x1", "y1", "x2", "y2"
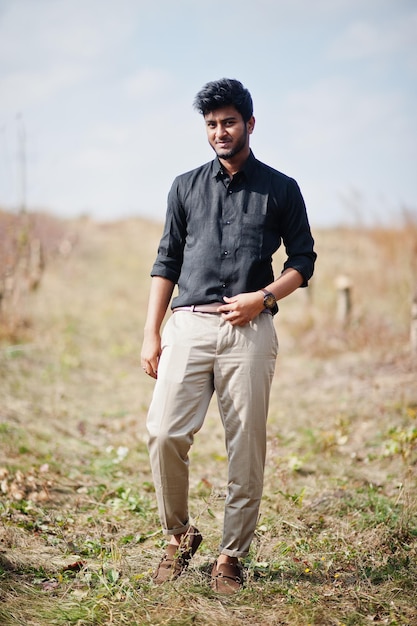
[{"x1": 1, "y1": 214, "x2": 416, "y2": 625}]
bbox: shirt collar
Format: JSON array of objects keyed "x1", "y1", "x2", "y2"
[{"x1": 212, "y1": 150, "x2": 257, "y2": 181}]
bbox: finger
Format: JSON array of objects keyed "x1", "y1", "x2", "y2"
[
  {"x1": 146, "y1": 359, "x2": 158, "y2": 378},
  {"x1": 141, "y1": 360, "x2": 151, "y2": 375}
]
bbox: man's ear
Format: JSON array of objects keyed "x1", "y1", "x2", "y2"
[{"x1": 247, "y1": 116, "x2": 255, "y2": 134}]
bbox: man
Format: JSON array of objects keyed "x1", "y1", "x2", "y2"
[{"x1": 140, "y1": 78, "x2": 316, "y2": 594}]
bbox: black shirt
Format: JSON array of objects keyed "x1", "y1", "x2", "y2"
[{"x1": 151, "y1": 150, "x2": 316, "y2": 309}]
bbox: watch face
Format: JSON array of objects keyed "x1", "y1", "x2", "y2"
[{"x1": 264, "y1": 293, "x2": 276, "y2": 308}]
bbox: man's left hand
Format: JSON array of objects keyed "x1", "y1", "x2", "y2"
[{"x1": 218, "y1": 293, "x2": 265, "y2": 326}]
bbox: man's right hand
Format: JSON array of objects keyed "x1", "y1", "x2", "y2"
[
  {"x1": 140, "y1": 331, "x2": 161, "y2": 379},
  {"x1": 140, "y1": 276, "x2": 175, "y2": 379}
]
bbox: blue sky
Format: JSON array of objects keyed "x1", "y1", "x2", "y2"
[{"x1": 0, "y1": 0, "x2": 416, "y2": 227}]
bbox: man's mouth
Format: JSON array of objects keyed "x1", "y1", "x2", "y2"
[{"x1": 216, "y1": 141, "x2": 231, "y2": 148}]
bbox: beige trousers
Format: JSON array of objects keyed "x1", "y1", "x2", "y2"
[{"x1": 146, "y1": 310, "x2": 278, "y2": 557}]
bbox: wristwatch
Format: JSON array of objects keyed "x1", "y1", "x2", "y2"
[{"x1": 261, "y1": 289, "x2": 279, "y2": 315}]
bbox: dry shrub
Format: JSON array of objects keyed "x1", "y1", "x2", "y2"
[
  {"x1": 0, "y1": 209, "x2": 76, "y2": 342},
  {"x1": 280, "y1": 216, "x2": 417, "y2": 357}
]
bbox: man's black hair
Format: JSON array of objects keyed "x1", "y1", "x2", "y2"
[{"x1": 193, "y1": 78, "x2": 253, "y2": 122}]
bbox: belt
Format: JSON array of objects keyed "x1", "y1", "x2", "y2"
[
  {"x1": 172, "y1": 303, "x2": 224, "y2": 313},
  {"x1": 172, "y1": 303, "x2": 272, "y2": 315}
]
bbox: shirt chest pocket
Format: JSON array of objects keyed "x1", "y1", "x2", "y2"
[{"x1": 239, "y1": 214, "x2": 265, "y2": 258}]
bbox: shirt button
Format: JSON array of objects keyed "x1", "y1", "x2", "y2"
[
  {"x1": 223, "y1": 251, "x2": 228, "y2": 255},
  {"x1": 225, "y1": 220, "x2": 230, "y2": 225},
  {"x1": 222, "y1": 283, "x2": 226, "y2": 288}
]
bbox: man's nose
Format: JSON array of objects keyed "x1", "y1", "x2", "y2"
[{"x1": 215, "y1": 124, "x2": 227, "y2": 139}]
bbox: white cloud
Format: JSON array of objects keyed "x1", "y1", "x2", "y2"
[
  {"x1": 0, "y1": 0, "x2": 134, "y2": 120},
  {"x1": 280, "y1": 77, "x2": 403, "y2": 153},
  {"x1": 330, "y1": 10, "x2": 417, "y2": 63},
  {"x1": 0, "y1": 0, "x2": 137, "y2": 58},
  {"x1": 0, "y1": 66, "x2": 90, "y2": 115},
  {"x1": 124, "y1": 68, "x2": 174, "y2": 101}
]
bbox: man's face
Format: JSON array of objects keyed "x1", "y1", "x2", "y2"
[{"x1": 204, "y1": 105, "x2": 254, "y2": 161}]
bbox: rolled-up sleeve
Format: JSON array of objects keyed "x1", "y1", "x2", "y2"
[
  {"x1": 280, "y1": 178, "x2": 316, "y2": 287},
  {"x1": 151, "y1": 178, "x2": 186, "y2": 283}
]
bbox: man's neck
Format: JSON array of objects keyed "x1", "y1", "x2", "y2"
[{"x1": 219, "y1": 148, "x2": 250, "y2": 177}]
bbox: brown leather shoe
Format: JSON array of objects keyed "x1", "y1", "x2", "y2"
[
  {"x1": 211, "y1": 560, "x2": 243, "y2": 594},
  {"x1": 153, "y1": 527, "x2": 203, "y2": 584}
]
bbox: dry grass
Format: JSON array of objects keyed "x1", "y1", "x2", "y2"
[
  {"x1": 0, "y1": 209, "x2": 76, "y2": 341},
  {"x1": 1, "y1": 213, "x2": 417, "y2": 625}
]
